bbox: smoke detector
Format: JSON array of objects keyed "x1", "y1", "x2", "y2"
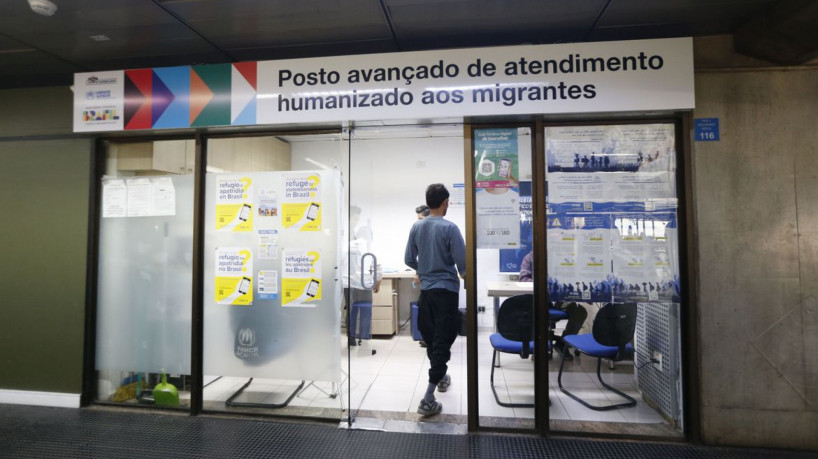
[{"x1": 28, "y1": 0, "x2": 58, "y2": 16}]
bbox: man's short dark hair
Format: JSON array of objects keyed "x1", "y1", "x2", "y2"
[
  {"x1": 426, "y1": 184, "x2": 449, "y2": 209},
  {"x1": 415, "y1": 204, "x2": 430, "y2": 216}
]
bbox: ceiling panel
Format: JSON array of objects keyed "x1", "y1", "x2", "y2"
[
  {"x1": 229, "y1": 39, "x2": 399, "y2": 63},
  {"x1": 598, "y1": 0, "x2": 778, "y2": 24},
  {"x1": 595, "y1": 0, "x2": 779, "y2": 34},
  {"x1": 0, "y1": 0, "x2": 222, "y2": 67},
  {"x1": 0, "y1": 0, "x2": 812, "y2": 90},
  {"x1": 161, "y1": 0, "x2": 393, "y2": 50},
  {"x1": 386, "y1": 0, "x2": 607, "y2": 48},
  {"x1": 0, "y1": 50, "x2": 84, "y2": 87}
]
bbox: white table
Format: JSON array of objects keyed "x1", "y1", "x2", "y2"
[{"x1": 486, "y1": 281, "x2": 533, "y2": 313}]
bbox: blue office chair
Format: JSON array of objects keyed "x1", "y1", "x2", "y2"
[
  {"x1": 558, "y1": 302, "x2": 638, "y2": 411},
  {"x1": 490, "y1": 294, "x2": 536, "y2": 408}
]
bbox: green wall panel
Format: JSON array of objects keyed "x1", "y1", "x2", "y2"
[{"x1": 0, "y1": 139, "x2": 91, "y2": 393}]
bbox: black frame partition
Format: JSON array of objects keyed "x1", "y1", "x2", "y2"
[
  {"x1": 86, "y1": 133, "x2": 201, "y2": 413},
  {"x1": 466, "y1": 122, "x2": 546, "y2": 434},
  {"x1": 80, "y1": 116, "x2": 698, "y2": 443},
  {"x1": 465, "y1": 115, "x2": 696, "y2": 441},
  {"x1": 541, "y1": 117, "x2": 692, "y2": 441}
]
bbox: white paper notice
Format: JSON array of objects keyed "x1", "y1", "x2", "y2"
[
  {"x1": 126, "y1": 178, "x2": 151, "y2": 217},
  {"x1": 151, "y1": 177, "x2": 176, "y2": 216},
  {"x1": 102, "y1": 179, "x2": 127, "y2": 218}
]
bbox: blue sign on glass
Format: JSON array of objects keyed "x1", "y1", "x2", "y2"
[{"x1": 695, "y1": 118, "x2": 719, "y2": 141}]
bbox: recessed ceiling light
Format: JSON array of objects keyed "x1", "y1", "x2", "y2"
[
  {"x1": 90, "y1": 35, "x2": 111, "y2": 42},
  {"x1": 28, "y1": 0, "x2": 57, "y2": 16}
]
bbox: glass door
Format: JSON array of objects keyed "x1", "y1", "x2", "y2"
[
  {"x1": 345, "y1": 123, "x2": 468, "y2": 431},
  {"x1": 201, "y1": 132, "x2": 347, "y2": 421},
  {"x1": 471, "y1": 126, "x2": 541, "y2": 431}
]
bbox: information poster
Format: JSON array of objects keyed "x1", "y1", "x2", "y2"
[
  {"x1": 499, "y1": 181, "x2": 532, "y2": 273},
  {"x1": 449, "y1": 182, "x2": 465, "y2": 208},
  {"x1": 474, "y1": 128, "x2": 520, "y2": 248},
  {"x1": 214, "y1": 247, "x2": 253, "y2": 305},
  {"x1": 257, "y1": 270, "x2": 278, "y2": 300},
  {"x1": 216, "y1": 177, "x2": 253, "y2": 232},
  {"x1": 545, "y1": 124, "x2": 680, "y2": 304},
  {"x1": 257, "y1": 188, "x2": 279, "y2": 218},
  {"x1": 281, "y1": 249, "x2": 322, "y2": 307},
  {"x1": 282, "y1": 174, "x2": 322, "y2": 231},
  {"x1": 546, "y1": 124, "x2": 676, "y2": 203},
  {"x1": 257, "y1": 229, "x2": 279, "y2": 259},
  {"x1": 611, "y1": 209, "x2": 680, "y2": 302},
  {"x1": 546, "y1": 209, "x2": 612, "y2": 302}
]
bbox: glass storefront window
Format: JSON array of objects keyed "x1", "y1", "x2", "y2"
[
  {"x1": 95, "y1": 139, "x2": 195, "y2": 409},
  {"x1": 201, "y1": 133, "x2": 346, "y2": 420},
  {"x1": 545, "y1": 123, "x2": 684, "y2": 436}
]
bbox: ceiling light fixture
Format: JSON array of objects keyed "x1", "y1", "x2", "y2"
[{"x1": 28, "y1": 0, "x2": 58, "y2": 16}]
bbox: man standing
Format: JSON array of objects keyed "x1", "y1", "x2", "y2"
[
  {"x1": 405, "y1": 184, "x2": 466, "y2": 416},
  {"x1": 415, "y1": 204, "x2": 430, "y2": 219},
  {"x1": 414, "y1": 203, "x2": 430, "y2": 348}
]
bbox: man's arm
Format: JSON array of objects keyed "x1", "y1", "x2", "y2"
[
  {"x1": 450, "y1": 225, "x2": 466, "y2": 277},
  {"x1": 404, "y1": 225, "x2": 418, "y2": 271}
]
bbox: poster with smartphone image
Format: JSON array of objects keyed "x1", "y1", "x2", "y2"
[
  {"x1": 474, "y1": 128, "x2": 520, "y2": 248},
  {"x1": 281, "y1": 173, "x2": 321, "y2": 231},
  {"x1": 281, "y1": 248, "x2": 322, "y2": 307},
  {"x1": 216, "y1": 176, "x2": 254, "y2": 232},
  {"x1": 214, "y1": 247, "x2": 253, "y2": 305}
]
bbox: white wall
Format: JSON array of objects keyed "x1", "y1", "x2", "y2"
[{"x1": 290, "y1": 131, "x2": 533, "y2": 316}]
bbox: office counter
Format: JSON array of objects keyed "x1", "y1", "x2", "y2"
[{"x1": 371, "y1": 271, "x2": 421, "y2": 335}]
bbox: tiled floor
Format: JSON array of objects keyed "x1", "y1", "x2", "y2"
[{"x1": 203, "y1": 320, "x2": 668, "y2": 429}]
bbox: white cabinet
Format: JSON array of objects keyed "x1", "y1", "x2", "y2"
[
  {"x1": 115, "y1": 139, "x2": 195, "y2": 174},
  {"x1": 207, "y1": 136, "x2": 291, "y2": 172},
  {"x1": 371, "y1": 278, "x2": 398, "y2": 335},
  {"x1": 152, "y1": 139, "x2": 195, "y2": 174}
]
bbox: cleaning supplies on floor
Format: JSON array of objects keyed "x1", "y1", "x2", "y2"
[{"x1": 153, "y1": 373, "x2": 180, "y2": 407}]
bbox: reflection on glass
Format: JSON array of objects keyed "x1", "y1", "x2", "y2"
[
  {"x1": 201, "y1": 134, "x2": 347, "y2": 420},
  {"x1": 545, "y1": 123, "x2": 684, "y2": 437},
  {"x1": 95, "y1": 140, "x2": 195, "y2": 409},
  {"x1": 475, "y1": 127, "x2": 536, "y2": 430}
]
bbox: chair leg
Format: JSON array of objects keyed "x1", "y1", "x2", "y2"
[
  {"x1": 490, "y1": 350, "x2": 534, "y2": 408},
  {"x1": 559, "y1": 351, "x2": 636, "y2": 411},
  {"x1": 593, "y1": 358, "x2": 637, "y2": 410},
  {"x1": 548, "y1": 320, "x2": 554, "y2": 360}
]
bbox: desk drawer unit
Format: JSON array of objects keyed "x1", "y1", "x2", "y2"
[{"x1": 371, "y1": 318, "x2": 394, "y2": 335}]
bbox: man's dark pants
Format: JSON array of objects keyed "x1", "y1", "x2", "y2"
[{"x1": 417, "y1": 289, "x2": 459, "y2": 384}]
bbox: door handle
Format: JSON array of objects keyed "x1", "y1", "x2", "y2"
[{"x1": 361, "y1": 252, "x2": 377, "y2": 289}]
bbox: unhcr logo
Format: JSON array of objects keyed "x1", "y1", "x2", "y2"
[
  {"x1": 238, "y1": 327, "x2": 256, "y2": 346},
  {"x1": 235, "y1": 327, "x2": 259, "y2": 359}
]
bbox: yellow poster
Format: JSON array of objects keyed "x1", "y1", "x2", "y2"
[
  {"x1": 214, "y1": 247, "x2": 253, "y2": 305},
  {"x1": 282, "y1": 174, "x2": 321, "y2": 231},
  {"x1": 281, "y1": 249, "x2": 321, "y2": 307},
  {"x1": 216, "y1": 177, "x2": 253, "y2": 232}
]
